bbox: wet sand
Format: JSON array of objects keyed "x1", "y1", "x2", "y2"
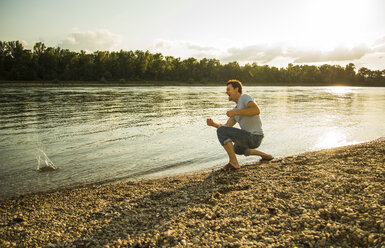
[{"x1": 1, "y1": 139, "x2": 384, "y2": 247}]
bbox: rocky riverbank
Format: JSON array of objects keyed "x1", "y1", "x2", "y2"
[{"x1": 1, "y1": 139, "x2": 384, "y2": 247}]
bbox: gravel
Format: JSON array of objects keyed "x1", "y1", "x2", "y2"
[{"x1": 1, "y1": 139, "x2": 384, "y2": 247}]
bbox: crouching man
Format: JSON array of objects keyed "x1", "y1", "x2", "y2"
[{"x1": 207, "y1": 79, "x2": 273, "y2": 170}]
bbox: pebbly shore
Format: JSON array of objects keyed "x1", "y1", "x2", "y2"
[{"x1": 1, "y1": 139, "x2": 384, "y2": 247}]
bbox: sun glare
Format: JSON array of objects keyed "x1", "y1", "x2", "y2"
[
  {"x1": 325, "y1": 86, "x2": 354, "y2": 95},
  {"x1": 315, "y1": 130, "x2": 349, "y2": 149}
]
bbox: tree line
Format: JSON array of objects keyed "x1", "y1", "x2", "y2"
[{"x1": 1, "y1": 40, "x2": 384, "y2": 86}]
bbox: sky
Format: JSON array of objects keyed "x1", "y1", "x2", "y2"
[{"x1": 1, "y1": 0, "x2": 385, "y2": 69}]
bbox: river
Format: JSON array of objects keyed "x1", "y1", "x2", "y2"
[{"x1": 0, "y1": 86, "x2": 384, "y2": 199}]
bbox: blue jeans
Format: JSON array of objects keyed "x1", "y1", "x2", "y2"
[{"x1": 217, "y1": 126, "x2": 264, "y2": 156}]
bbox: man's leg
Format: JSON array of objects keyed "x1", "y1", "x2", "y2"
[
  {"x1": 222, "y1": 141, "x2": 241, "y2": 169},
  {"x1": 249, "y1": 149, "x2": 273, "y2": 160},
  {"x1": 217, "y1": 126, "x2": 251, "y2": 169},
  {"x1": 246, "y1": 134, "x2": 273, "y2": 160}
]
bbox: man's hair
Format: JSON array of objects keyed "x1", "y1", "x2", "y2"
[{"x1": 227, "y1": 79, "x2": 243, "y2": 94}]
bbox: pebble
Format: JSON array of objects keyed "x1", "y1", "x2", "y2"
[
  {"x1": 191, "y1": 237, "x2": 200, "y2": 244},
  {"x1": 264, "y1": 238, "x2": 274, "y2": 243},
  {"x1": 227, "y1": 237, "x2": 238, "y2": 243}
]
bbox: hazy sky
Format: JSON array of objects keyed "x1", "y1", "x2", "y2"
[{"x1": 1, "y1": 0, "x2": 384, "y2": 69}]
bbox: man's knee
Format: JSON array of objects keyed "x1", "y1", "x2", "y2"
[
  {"x1": 217, "y1": 126, "x2": 232, "y2": 145},
  {"x1": 234, "y1": 145, "x2": 246, "y2": 155},
  {"x1": 216, "y1": 126, "x2": 227, "y2": 135}
]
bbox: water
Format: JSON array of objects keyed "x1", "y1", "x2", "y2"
[{"x1": 0, "y1": 86, "x2": 384, "y2": 199}]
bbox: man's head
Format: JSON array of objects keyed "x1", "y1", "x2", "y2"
[
  {"x1": 226, "y1": 79, "x2": 243, "y2": 102},
  {"x1": 227, "y1": 79, "x2": 243, "y2": 94}
]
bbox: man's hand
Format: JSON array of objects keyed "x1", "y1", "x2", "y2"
[
  {"x1": 226, "y1": 110, "x2": 238, "y2": 118},
  {"x1": 206, "y1": 118, "x2": 215, "y2": 127}
]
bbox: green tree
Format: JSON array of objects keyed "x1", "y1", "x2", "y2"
[{"x1": 1, "y1": 40, "x2": 384, "y2": 86}]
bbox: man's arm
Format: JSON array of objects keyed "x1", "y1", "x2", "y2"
[
  {"x1": 207, "y1": 117, "x2": 236, "y2": 128},
  {"x1": 226, "y1": 101, "x2": 260, "y2": 118}
]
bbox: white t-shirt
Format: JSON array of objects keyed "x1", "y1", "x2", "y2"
[{"x1": 232, "y1": 94, "x2": 264, "y2": 135}]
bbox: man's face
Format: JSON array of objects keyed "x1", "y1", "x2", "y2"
[{"x1": 226, "y1": 84, "x2": 238, "y2": 101}]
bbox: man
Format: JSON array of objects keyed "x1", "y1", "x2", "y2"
[{"x1": 207, "y1": 79, "x2": 273, "y2": 170}]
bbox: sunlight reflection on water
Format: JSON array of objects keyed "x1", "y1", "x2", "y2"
[
  {"x1": 314, "y1": 129, "x2": 358, "y2": 149},
  {"x1": 324, "y1": 86, "x2": 355, "y2": 95}
]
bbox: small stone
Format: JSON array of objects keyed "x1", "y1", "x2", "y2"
[
  {"x1": 318, "y1": 237, "x2": 326, "y2": 246},
  {"x1": 368, "y1": 234, "x2": 375, "y2": 243},
  {"x1": 235, "y1": 233, "x2": 243, "y2": 239},
  {"x1": 227, "y1": 237, "x2": 238, "y2": 243},
  {"x1": 192, "y1": 237, "x2": 200, "y2": 244},
  {"x1": 250, "y1": 234, "x2": 258, "y2": 239},
  {"x1": 264, "y1": 238, "x2": 274, "y2": 243}
]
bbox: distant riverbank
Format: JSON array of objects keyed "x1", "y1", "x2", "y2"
[
  {"x1": 1, "y1": 139, "x2": 384, "y2": 247},
  {"x1": 0, "y1": 80, "x2": 383, "y2": 87}
]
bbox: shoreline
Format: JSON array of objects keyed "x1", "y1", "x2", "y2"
[
  {"x1": 1, "y1": 139, "x2": 384, "y2": 247},
  {"x1": 0, "y1": 139, "x2": 381, "y2": 202},
  {"x1": 1, "y1": 81, "x2": 383, "y2": 87}
]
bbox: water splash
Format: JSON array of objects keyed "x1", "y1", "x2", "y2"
[{"x1": 36, "y1": 149, "x2": 58, "y2": 172}]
